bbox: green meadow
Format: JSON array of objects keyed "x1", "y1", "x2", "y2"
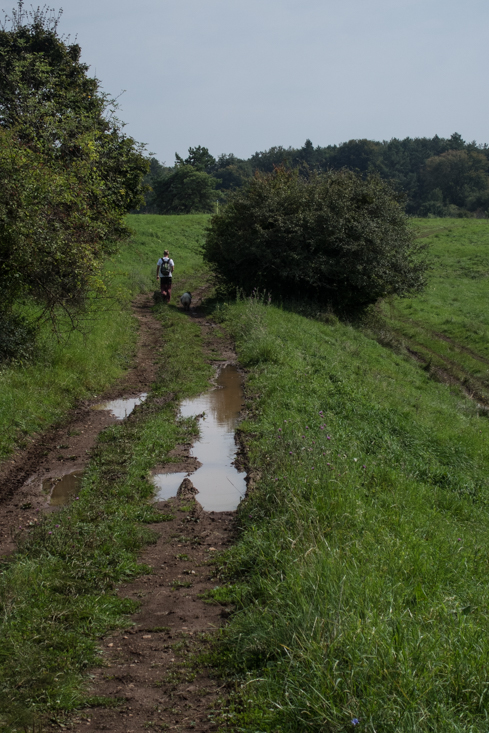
[
  {"x1": 0, "y1": 214, "x2": 209, "y2": 461},
  {"x1": 2, "y1": 214, "x2": 489, "y2": 732},
  {"x1": 377, "y1": 218, "x2": 489, "y2": 401},
  {"x1": 210, "y1": 219, "x2": 489, "y2": 732}
]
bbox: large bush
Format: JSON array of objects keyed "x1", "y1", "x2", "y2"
[{"x1": 204, "y1": 168, "x2": 429, "y2": 308}]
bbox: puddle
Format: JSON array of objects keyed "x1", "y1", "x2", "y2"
[
  {"x1": 153, "y1": 365, "x2": 246, "y2": 511},
  {"x1": 152, "y1": 472, "x2": 189, "y2": 500},
  {"x1": 43, "y1": 471, "x2": 84, "y2": 506},
  {"x1": 92, "y1": 393, "x2": 147, "y2": 420}
]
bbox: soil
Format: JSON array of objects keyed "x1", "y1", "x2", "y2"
[
  {"x1": 0, "y1": 284, "x2": 245, "y2": 731},
  {"x1": 70, "y1": 493, "x2": 235, "y2": 733}
]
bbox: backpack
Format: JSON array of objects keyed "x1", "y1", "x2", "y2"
[{"x1": 160, "y1": 257, "x2": 172, "y2": 277}]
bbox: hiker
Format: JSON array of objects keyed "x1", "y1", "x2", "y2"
[{"x1": 156, "y1": 250, "x2": 174, "y2": 302}]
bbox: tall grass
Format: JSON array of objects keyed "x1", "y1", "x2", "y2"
[
  {"x1": 214, "y1": 292, "x2": 489, "y2": 732},
  {"x1": 0, "y1": 214, "x2": 209, "y2": 461}
]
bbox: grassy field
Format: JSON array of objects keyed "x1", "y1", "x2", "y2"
[
  {"x1": 3, "y1": 213, "x2": 489, "y2": 731},
  {"x1": 212, "y1": 271, "x2": 489, "y2": 731},
  {"x1": 0, "y1": 214, "x2": 209, "y2": 461},
  {"x1": 376, "y1": 218, "x2": 489, "y2": 402}
]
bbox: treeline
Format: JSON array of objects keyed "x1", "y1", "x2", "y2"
[{"x1": 140, "y1": 133, "x2": 489, "y2": 217}]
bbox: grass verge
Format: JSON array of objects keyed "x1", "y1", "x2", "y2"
[
  {"x1": 211, "y1": 291, "x2": 489, "y2": 733},
  {"x1": 0, "y1": 297, "x2": 212, "y2": 730}
]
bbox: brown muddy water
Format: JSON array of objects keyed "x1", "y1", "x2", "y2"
[
  {"x1": 44, "y1": 471, "x2": 84, "y2": 506},
  {"x1": 153, "y1": 365, "x2": 247, "y2": 511},
  {"x1": 92, "y1": 393, "x2": 148, "y2": 420}
]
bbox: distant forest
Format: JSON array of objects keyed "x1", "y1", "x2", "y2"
[{"x1": 137, "y1": 133, "x2": 489, "y2": 218}]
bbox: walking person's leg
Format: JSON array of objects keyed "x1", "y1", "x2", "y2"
[{"x1": 160, "y1": 277, "x2": 172, "y2": 302}]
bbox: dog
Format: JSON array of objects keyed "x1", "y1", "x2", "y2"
[{"x1": 180, "y1": 292, "x2": 192, "y2": 311}]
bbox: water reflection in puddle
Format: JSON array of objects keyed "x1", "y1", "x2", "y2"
[
  {"x1": 43, "y1": 471, "x2": 84, "y2": 506},
  {"x1": 153, "y1": 472, "x2": 189, "y2": 500},
  {"x1": 153, "y1": 365, "x2": 246, "y2": 511},
  {"x1": 92, "y1": 393, "x2": 147, "y2": 420}
]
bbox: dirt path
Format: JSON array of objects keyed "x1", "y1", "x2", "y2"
[
  {"x1": 0, "y1": 294, "x2": 162, "y2": 556},
  {"x1": 70, "y1": 497, "x2": 234, "y2": 733},
  {"x1": 66, "y1": 288, "x2": 241, "y2": 732},
  {"x1": 0, "y1": 284, "x2": 243, "y2": 731}
]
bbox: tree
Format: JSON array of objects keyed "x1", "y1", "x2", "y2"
[
  {"x1": 423, "y1": 150, "x2": 489, "y2": 212},
  {"x1": 152, "y1": 165, "x2": 217, "y2": 214},
  {"x1": 204, "y1": 168, "x2": 428, "y2": 308},
  {"x1": 175, "y1": 145, "x2": 216, "y2": 172},
  {"x1": 0, "y1": 2, "x2": 148, "y2": 331}
]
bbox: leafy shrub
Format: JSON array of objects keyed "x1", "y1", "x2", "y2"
[
  {"x1": 0, "y1": 311, "x2": 35, "y2": 362},
  {"x1": 204, "y1": 168, "x2": 429, "y2": 308}
]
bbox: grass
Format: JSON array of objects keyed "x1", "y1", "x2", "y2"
[
  {"x1": 210, "y1": 288, "x2": 489, "y2": 733},
  {"x1": 0, "y1": 296, "x2": 212, "y2": 731},
  {"x1": 375, "y1": 218, "x2": 489, "y2": 401},
  {"x1": 0, "y1": 214, "x2": 209, "y2": 461}
]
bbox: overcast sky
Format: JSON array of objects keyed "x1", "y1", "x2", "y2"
[{"x1": 30, "y1": 0, "x2": 489, "y2": 164}]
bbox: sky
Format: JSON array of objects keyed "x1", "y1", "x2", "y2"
[{"x1": 24, "y1": 0, "x2": 489, "y2": 164}]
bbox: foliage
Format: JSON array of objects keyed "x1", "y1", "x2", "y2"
[
  {"x1": 152, "y1": 164, "x2": 217, "y2": 214},
  {"x1": 175, "y1": 145, "x2": 216, "y2": 172},
  {"x1": 204, "y1": 167, "x2": 428, "y2": 308},
  {"x1": 0, "y1": 2, "x2": 148, "y2": 333},
  {"x1": 249, "y1": 133, "x2": 489, "y2": 216},
  {"x1": 146, "y1": 132, "x2": 489, "y2": 217},
  {"x1": 0, "y1": 309, "x2": 35, "y2": 362},
  {"x1": 422, "y1": 150, "x2": 489, "y2": 215},
  {"x1": 214, "y1": 290, "x2": 489, "y2": 732},
  {"x1": 135, "y1": 157, "x2": 171, "y2": 213}
]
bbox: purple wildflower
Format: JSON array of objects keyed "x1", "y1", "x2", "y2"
[{"x1": 352, "y1": 719, "x2": 360, "y2": 726}]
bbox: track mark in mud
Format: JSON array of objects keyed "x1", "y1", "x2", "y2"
[
  {"x1": 71, "y1": 498, "x2": 234, "y2": 733},
  {"x1": 70, "y1": 296, "x2": 243, "y2": 732},
  {"x1": 0, "y1": 293, "x2": 162, "y2": 556}
]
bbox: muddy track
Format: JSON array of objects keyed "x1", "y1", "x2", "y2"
[
  {"x1": 0, "y1": 293, "x2": 163, "y2": 555},
  {"x1": 66, "y1": 288, "x2": 243, "y2": 732},
  {"x1": 0, "y1": 282, "x2": 244, "y2": 731}
]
